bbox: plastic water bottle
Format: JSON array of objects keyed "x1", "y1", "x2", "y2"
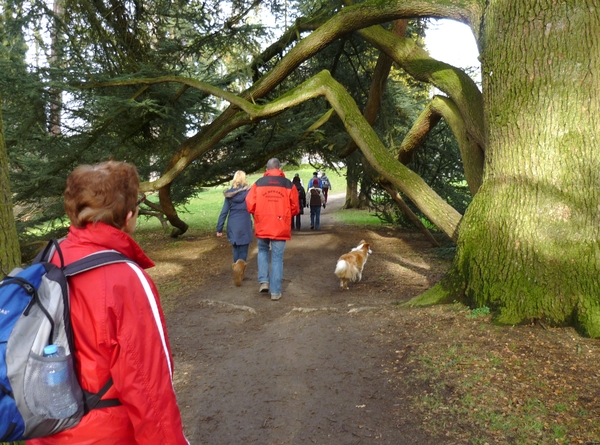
[{"x1": 43, "y1": 344, "x2": 78, "y2": 418}]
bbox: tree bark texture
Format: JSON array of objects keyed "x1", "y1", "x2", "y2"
[
  {"x1": 0, "y1": 98, "x2": 21, "y2": 274},
  {"x1": 344, "y1": 154, "x2": 362, "y2": 209},
  {"x1": 454, "y1": 1, "x2": 600, "y2": 336}
]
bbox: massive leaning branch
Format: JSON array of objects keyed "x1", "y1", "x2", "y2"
[
  {"x1": 137, "y1": 0, "x2": 480, "y2": 188},
  {"x1": 335, "y1": 19, "x2": 443, "y2": 243},
  {"x1": 121, "y1": 70, "x2": 462, "y2": 239}
]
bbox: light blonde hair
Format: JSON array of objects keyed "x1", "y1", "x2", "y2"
[
  {"x1": 232, "y1": 170, "x2": 248, "y2": 188},
  {"x1": 64, "y1": 161, "x2": 140, "y2": 229}
]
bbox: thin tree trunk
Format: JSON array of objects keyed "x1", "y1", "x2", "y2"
[
  {"x1": 0, "y1": 96, "x2": 21, "y2": 273},
  {"x1": 380, "y1": 182, "x2": 441, "y2": 247},
  {"x1": 49, "y1": 0, "x2": 63, "y2": 135},
  {"x1": 159, "y1": 184, "x2": 189, "y2": 237},
  {"x1": 343, "y1": 154, "x2": 361, "y2": 209}
]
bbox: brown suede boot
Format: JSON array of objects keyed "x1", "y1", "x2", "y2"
[{"x1": 232, "y1": 259, "x2": 247, "y2": 286}]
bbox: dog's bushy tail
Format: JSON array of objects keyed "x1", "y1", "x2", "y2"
[{"x1": 335, "y1": 260, "x2": 359, "y2": 280}]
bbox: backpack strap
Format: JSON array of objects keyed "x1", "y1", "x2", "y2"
[
  {"x1": 61, "y1": 248, "x2": 134, "y2": 413},
  {"x1": 63, "y1": 250, "x2": 131, "y2": 277},
  {"x1": 33, "y1": 238, "x2": 65, "y2": 266},
  {"x1": 82, "y1": 377, "x2": 121, "y2": 413}
]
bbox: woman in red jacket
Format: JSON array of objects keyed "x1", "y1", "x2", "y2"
[{"x1": 28, "y1": 161, "x2": 188, "y2": 445}]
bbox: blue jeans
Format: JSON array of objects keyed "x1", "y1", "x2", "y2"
[
  {"x1": 232, "y1": 244, "x2": 249, "y2": 262},
  {"x1": 310, "y1": 205, "x2": 321, "y2": 229},
  {"x1": 257, "y1": 238, "x2": 286, "y2": 295}
]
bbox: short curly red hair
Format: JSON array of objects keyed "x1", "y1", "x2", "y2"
[{"x1": 64, "y1": 161, "x2": 140, "y2": 229}]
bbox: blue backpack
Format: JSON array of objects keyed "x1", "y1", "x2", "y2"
[{"x1": 0, "y1": 240, "x2": 130, "y2": 441}]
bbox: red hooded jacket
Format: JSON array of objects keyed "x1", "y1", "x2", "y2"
[
  {"x1": 245, "y1": 169, "x2": 300, "y2": 240},
  {"x1": 27, "y1": 222, "x2": 188, "y2": 445}
]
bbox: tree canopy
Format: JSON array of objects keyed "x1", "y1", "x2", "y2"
[{"x1": 3, "y1": 0, "x2": 463, "y2": 236}]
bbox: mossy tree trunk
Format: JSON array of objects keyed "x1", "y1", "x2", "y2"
[
  {"x1": 343, "y1": 153, "x2": 362, "y2": 209},
  {"x1": 452, "y1": 1, "x2": 600, "y2": 336}
]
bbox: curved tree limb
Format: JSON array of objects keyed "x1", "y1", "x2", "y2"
[
  {"x1": 335, "y1": 18, "x2": 445, "y2": 234},
  {"x1": 249, "y1": 14, "x2": 324, "y2": 80},
  {"x1": 339, "y1": 19, "x2": 408, "y2": 159},
  {"x1": 400, "y1": 95, "x2": 484, "y2": 194},
  {"x1": 357, "y1": 24, "x2": 485, "y2": 150},
  {"x1": 145, "y1": 0, "x2": 481, "y2": 190},
  {"x1": 162, "y1": 69, "x2": 463, "y2": 239},
  {"x1": 397, "y1": 106, "x2": 441, "y2": 165},
  {"x1": 310, "y1": 71, "x2": 463, "y2": 240},
  {"x1": 379, "y1": 180, "x2": 442, "y2": 247}
]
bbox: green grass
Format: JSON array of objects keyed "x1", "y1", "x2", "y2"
[
  {"x1": 25, "y1": 165, "x2": 386, "y2": 241},
  {"x1": 136, "y1": 166, "x2": 386, "y2": 234},
  {"x1": 330, "y1": 207, "x2": 383, "y2": 226}
]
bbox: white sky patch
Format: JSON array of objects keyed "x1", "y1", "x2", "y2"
[{"x1": 425, "y1": 19, "x2": 481, "y2": 85}]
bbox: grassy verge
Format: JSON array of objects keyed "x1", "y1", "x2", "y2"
[
  {"x1": 23, "y1": 165, "x2": 382, "y2": 242},
  {"x1": 136, "y1": 166, "x2": 384, "y2": 235}
]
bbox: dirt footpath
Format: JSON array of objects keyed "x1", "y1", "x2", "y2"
[{"x1": 164, "y1": 194, "x2": 451, "y2": 444}]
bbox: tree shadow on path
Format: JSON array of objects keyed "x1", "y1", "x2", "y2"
[{"x1": 164, "y1": 193, "x2": 451, "y2": 444}]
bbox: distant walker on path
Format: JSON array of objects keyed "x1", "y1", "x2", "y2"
[
  {"x1": 292, "y1": 174, "x2": 306, "y2": 230},
  {"x1": 307, "y1": 179, "x2": 325, "y2": 230},
  {"x1": 320, "y1": 171, "x2": 331, "y2": 208}
]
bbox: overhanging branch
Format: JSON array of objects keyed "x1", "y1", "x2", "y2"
[
  {"x1": 152, "y1": 69, "x2": 462, "y2": 239},
  {"x1": 400, "y1": 95, "x2": 483, "y2": 194},
  {"x1": 357, "y1": 25, "x2": 485, "y2": 150}
]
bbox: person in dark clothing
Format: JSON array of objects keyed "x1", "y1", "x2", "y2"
[
  {"x1": 309, "y1": 171, "x2": 322, "y2": 189},
  {"x1": 217, "y1": 171, "x2": 253, "y2": 285},
  {"x1": 291, "y1": 174, "x2": 306, "y2": 230},
  {"x1": 320, "y1": 171, "x2": 331, "y2": 208},
  {"x1": 307, "y1": 178, "x2": 325, "y2": 230}
]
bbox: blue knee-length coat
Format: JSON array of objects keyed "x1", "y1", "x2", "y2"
[{"x1": 216, "y1": 185, "x2": 253, "y2": 246}]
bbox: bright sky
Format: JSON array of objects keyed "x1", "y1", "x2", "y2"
[{"x1": 425, "y1": 19, "x2": 480, "y2": 82}]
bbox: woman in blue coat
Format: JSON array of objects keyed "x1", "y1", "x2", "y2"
[{"x1": 216, "y1": 171, "x2": 253, "y2": 285}]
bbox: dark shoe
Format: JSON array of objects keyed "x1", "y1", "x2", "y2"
[
  {"x1": 259, "y1": 282, "x2": 269, "y2": 293},
  {"x1": 310, "y1": 226, "x2": 314, "y2": 230}
]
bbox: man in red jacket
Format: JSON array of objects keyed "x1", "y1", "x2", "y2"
[
  {"x1": 245, "y1": 158, "x2": 300, "y2": 300},
  {"x1": 28, "y1": 161, "x2": 188, "y2": 445}
]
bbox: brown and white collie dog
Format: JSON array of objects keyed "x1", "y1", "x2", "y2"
[{"x1": 334, "y1": 240, "x2": 372, "y2": 290}]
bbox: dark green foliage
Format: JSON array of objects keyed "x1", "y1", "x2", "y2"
[{"x1": 3, "y1": 0, "x2": 283, "y2": 240}]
